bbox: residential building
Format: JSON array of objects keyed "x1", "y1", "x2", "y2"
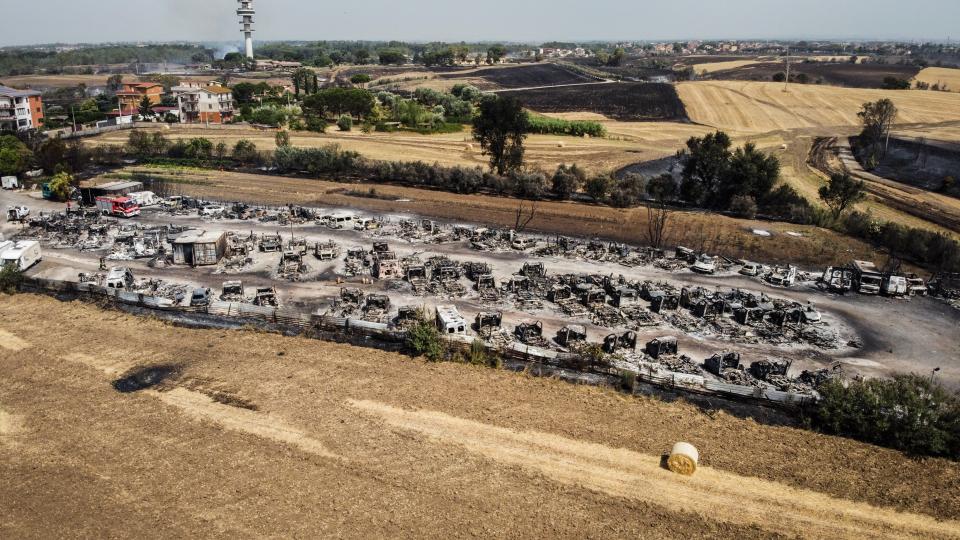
[
  {"x1": 0, "y1": 85, "x2": 43, "y2": 132},
  {"x1": 171, "y1": 82, "x2": 235, "y2": 124},
  {"x1": 116, "y1": 82, "x2": 164, "y2": 112}
]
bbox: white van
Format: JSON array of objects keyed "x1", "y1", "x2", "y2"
[
  {"x1": 128, "y1": 191, "x2": 160, "y2": 207},
  {"x1": 328, "y1": 214, "x2": 355, "y2": 230},
  {"x1": 1, "y1": 240, "x2": 41, "y2": 271},
  {"x1": 1, "y1": 176, "x2": 18, "y2": 189}
]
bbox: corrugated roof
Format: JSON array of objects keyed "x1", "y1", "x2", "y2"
[{"x1": 0, "y1": 85, "x2": 41, "y2": 98}]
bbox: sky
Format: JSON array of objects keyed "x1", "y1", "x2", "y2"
[{"x1": 2, "y1": 0, "x2": 959, "y2": 47}]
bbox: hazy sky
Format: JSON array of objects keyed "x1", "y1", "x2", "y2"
[{"x1": 3, "y1": 0, "x2": 958, "y2": 46}]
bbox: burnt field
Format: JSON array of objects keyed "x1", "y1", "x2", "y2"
[
  {"x1": 441, "y1": 63, "x2": 597, "y2": 89},
  {"x1": 707, "y1": 62, "x2": 922, "y2": 88},
  {"x1": 506, "y1": 82, "x2": 688, "y2": 121},
  {"x1": 565, "y1": 57, "x2": 676, "y2": 81}
]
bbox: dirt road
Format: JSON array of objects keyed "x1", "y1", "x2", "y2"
[{"x1": 2, "y1": 293, "x2": 959, "y2": 538}]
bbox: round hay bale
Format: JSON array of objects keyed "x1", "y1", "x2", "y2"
[
  {"x1": 667, "y1": 442, "x2": 699, "y2": 476},
  {"x1": 464, "y1": 143, "x2": 474, "y2": 151},
  {"x1": 557, "y1": 141, "x2": 565, "y2": 148}
]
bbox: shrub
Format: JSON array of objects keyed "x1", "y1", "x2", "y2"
[
  {"x1": 729, "y1": 194, "x2": 758, "y2": 219},
  {"x1": 551, "y1": 164, "x2": 585, "y2": 200},
  {"x1": 275, "y1": 130, "x2": 291, "y2": 148},
  {"x1": 232, "y1": 139, "x2": 259, "y2": 164},
  {"x1": 585, "y1": 175, "x2": 613, "y2": 202},
  {"x1": 337, "y1": 115, "x2": 353, "y2": 132},
  {"x1": 0, "y1": 263, "x2": 24, "y2": 294},
  {"x1": 406, "y1": 321, "x2": 444, "y2": 361},
  {"x1": 810, "y1": 374, "x2": 960, "y2": 459}
]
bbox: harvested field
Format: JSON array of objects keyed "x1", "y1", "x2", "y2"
[
  {"x1": 915, "y1": 67, "x2": 960, "y2": 92},
  {"x1": 705, "y1": 62, "x2": 922, "y2": 89},
  {"x1": 505, "y1": 82, "x2": 687, "y2": 121},
  {"x1": 2, "y1": 293, "x2": 960, "y2": 538},
  {"x1": 677, "y1": 81, "x2": 960, "y2": 133},
  {"x1": 440, "y1": 63, "x2": 597, "y2": 90},
  {"x1": 88, "y1": 122, "x2": 705, "y2": 173},
  {"x1": 692, "y1": 60, "x2": 760, "y2": 74}
]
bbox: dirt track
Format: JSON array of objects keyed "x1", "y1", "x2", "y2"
[{"x1": 2, "y1": 293, "x2": 960, "y2": 538}]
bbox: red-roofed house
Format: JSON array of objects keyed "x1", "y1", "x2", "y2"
[{"x1": 116, "y1": 82, "x2": 164, "y2": 112}]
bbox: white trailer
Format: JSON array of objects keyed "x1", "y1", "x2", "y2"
[
  {"x1": 435, "y1": 305, "x2": 467, "y2": 335},
  {"x1": 1, "y1": 176, "x2": 18, "y2": 189},
  {"x1": 0, "y1": 240, "x2": 41, "y2": 271}
]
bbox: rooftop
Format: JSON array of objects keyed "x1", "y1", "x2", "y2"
[
  {"x1": 0, "y1": 85, "x2": 41, "y2": 98},
  {"x1": 173, "y1": 230, "x2": 226, "y2": 244}
]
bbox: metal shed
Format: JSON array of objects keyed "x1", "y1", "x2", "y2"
[
  {"x1": 80, "y1": 181, "x2": 144, "y2": 205},
  {"x1": 172, "y1": 230, "x2": 227, "y2": 266}
]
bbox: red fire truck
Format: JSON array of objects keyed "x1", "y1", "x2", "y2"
[{"x1": 95, "y1": 196, "x2": 140, "y2": 218}]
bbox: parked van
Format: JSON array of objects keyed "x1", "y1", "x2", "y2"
[
  {"x1": 328, "y1": 214, "x2": 355, "y2": 229},
  {"x1": 0, "y1": 240, "x2": 41, "y2": 271},
  {"x1": 128, "y1": 191, "x2": 160, "y2": 207},
  {"x1": 882, "y1": 275, "x2": 908, "y2": 297},
  {"x1": 1, "y1": 176, "x2": 18, "y2": 189}
]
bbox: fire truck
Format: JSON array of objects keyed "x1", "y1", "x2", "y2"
[{"x1": 95, "y1": 196, "x2": 141, "y2": 218}]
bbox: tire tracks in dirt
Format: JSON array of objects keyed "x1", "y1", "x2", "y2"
[
  {"x1": 350, "y1": 399, "x2": 960, "y2": 540},
  {"x1": 0, "y1": 328, "x2": 31, "y2": 351}
]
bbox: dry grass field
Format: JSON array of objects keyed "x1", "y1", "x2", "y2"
[
  {"x1": 90, "y1": 122, "x2": 709, "y2": 173},
  {"x1": 915, "y1": 67, "x2": 960, "y2": 92},
  {"x1": 677, "y1": 81, "x2": 960, "y2": 134},
  {"x1": 2, "y1": 293, "x2": 960, "y2": 538},
  {"x1": 692, "y1": 60, "x2": 760, "y2": 74}
]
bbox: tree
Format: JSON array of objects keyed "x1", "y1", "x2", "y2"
[
  {"x1": 350, "y1": 73, "x2": 371, "y2": 86},
  {"x1": 36, "y1": 138, "x2": 67, "y2": 174},
  {"x1": 232, "y1": 139, "x2": 258, "y2": 164},
  {"x1": 275, "y1": 130, "x2": 291, "y2": 148},
  {"x1": 645, "y1": 174, "x2": 677, "y2": 249},
  {"x1": 303, "y1": 88, "x2": 376, "y2": 120},
  {"x1": 812, "y1": 374, "x2": 960, "y2": 459},
  {"x1": 138, "y1": 95, "x2": 152, "y2": 117},
  {"x1": 378, "y1": 48, "x2": 406, "y2": 65},
  {"x1": 354, "y1": 49, "x2": 371, "y2": 64},
  {"x1": 719, "y1": 142, "x2": 780, "y2": 207},
  {"x1": 472, "y1": 96, "x2": 528, "y2": 175},
  {"x1": 819, "y1": 173, "x2": 867, "y2": 220},
  {"x1": 551, "y1": 164, "x2": 585, "y2": 200},
  {"x1": 291, "y1": 67, "x2": 318, "y2": 97},
  {"x1": 858, "y1": 98, "x2": 898, "y2": 163},
  {"x1": 106, "y1": 74, "x2": 124, "y2": 94},
  {"x1": 128, "y1": 131, "x2": 152, "y2": 156},
  {"x1": 584, "y1": 175, "x2": 613, "y2": 202},
  {"x1": 46, "y1": 171, "x2": 74, "y2": 201},
  {"x1": 214, "y1": 142, "x2": 228, "y2": 161},
  {"x1": 0, "y1": 135, "x2": 33, "y2": 175},
  {"x1": 680, "y1": 131, "x2": 732, "y2": 206},
  {"x1": 406, "y1": 320, "x2": 444, "y2": 362},
  {"x1": 487, "y1": 44, "x2": 507, "y2": 64}
]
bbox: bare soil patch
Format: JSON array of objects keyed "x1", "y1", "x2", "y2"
[{"x1": 1, "y1": 293, "x2": 959, "y2": 538}]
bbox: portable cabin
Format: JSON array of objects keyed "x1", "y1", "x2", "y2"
[{"x1": 172, "y1": 230, "x2": 227, "y2": 266}]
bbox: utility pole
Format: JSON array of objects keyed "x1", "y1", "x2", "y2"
[{"x1": 784, "y1": 47, "x2": 791, "y2": 92}]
